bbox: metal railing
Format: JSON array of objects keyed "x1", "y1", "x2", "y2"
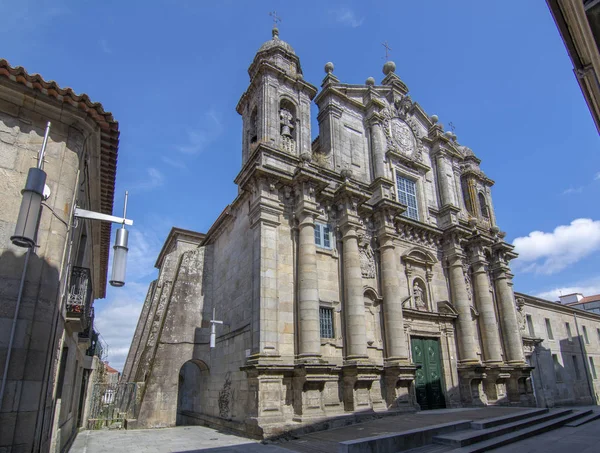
[{"x1": 67, "y1": 266, "x2": 92, "y2": 319}]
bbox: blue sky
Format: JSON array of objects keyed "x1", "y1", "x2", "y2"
[{"x1": 2, "y1": 1, "x2": 599, "y2": 371}]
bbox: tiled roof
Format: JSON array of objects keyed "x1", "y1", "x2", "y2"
[
  {"x1": 104, "y1": 362, "x2": 119, "y2": 374},
  {"x1": 0, "y1": 59, "x2": 119, "y2": 298},
  {"x1": 569, "y1": 294, "x2": 600, "y2": 305}
]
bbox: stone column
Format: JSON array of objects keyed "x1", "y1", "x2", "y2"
[
  {"x1": 369, "y1": 117, "x2": 386, "y2": 180},
  {"x1": 436, "y1": 153, "x2": 453, "y2": 207},
  {"x1": 296, "y1": 210, "x2": 321, "y2": 360},
  {"x1": 471, "y1": 260, "x2": 503, "y2": 364},
  {"x1": 447, "y1": 254, "x2": 479, "y2": 364},
  {"x1": 341, "y1": 222, "x2": 369, "y2": 360},
  {"x1": 379, "y1": 234, "x2": 409, "y2": 361},
  {"x1": 493, "y1": 265, "x2": 526, "y2": 364}
]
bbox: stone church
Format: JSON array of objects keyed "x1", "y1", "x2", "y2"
[{"x1": 121, "y1": 27, "x2": 585, "y2": 437}]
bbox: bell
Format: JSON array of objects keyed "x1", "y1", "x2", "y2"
[{"x1": 281, "y1": 125, "x2": 292, "y2": 138}]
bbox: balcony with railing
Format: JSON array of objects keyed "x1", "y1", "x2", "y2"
[{"x1": 66, "y1": 266, "x2": 93, "y2": 332}]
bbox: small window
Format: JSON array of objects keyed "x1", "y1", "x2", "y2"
[
  {"x1": 583, "y1": 325, "x2": 590, "y2": 344},
  {"x1": 545, "y1": 318, "x2": 554, "y2": 340},
  {"x1": 478, "y1": 192, "x2": 489, "y2": 219},
  {"x1": 566, "y1": 322, "x2": 573, "y2": 342},
  {"x1": 396, "y1": 174, "x2": 419, "y2": 220},
  {"x1": 552, "y1": 354, "x2": 562, "y2": 382},
  {"x1": 526, "y1": 315, "x2": 535, "y2": 337},
  {"x1": 573, "y1": 355, "x2": 581, "y2": 380},
  {"x1": 319, "y1": 307, "x2": 334, "y2": 338},
  {"x1": 314, "y1": 223, "x2": 332, "y2": 249},
  {"x1": 597, "y1": 328, "x2": 600, "y2": 343},
  {"x1": 590, "y1": 357, "x2": 598, "y2": 380}
]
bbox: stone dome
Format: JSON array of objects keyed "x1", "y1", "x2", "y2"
[{"x1": 257, "y1": 27, "x2": 296, "y2": 55}]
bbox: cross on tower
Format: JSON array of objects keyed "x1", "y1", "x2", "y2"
[
  {"x1": 448, "y1": 122, "x2": 456, "y2": 132},
  {"x1": 382, "y1": 41, "x2": 392, "y2": 60},
  {"x1": 269, "y1": 10, "x2": 282, "y2": 27}
]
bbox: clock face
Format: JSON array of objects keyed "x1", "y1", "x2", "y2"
[{"x1": 391, "y1": 118, "x2": 415, "y2": 155}]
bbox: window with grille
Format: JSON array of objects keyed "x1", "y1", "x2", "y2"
[
  {"x1": 590, "y1": 357, "x2": 598, "y2": 380},
  {"x1": 552, "y1": 354, "x2": 562, "y2": 382},
  {"x1": 526, "y1": 315, "x2": 535, "y2": 337},
  {"x1": 396, "y1": 174, "x2": 419, "y2": 220},
  {"x1": 545, "y1": 318, "x2": 554, "y2": 340},
  {"x1": 573, "y1": 355, "x2": 581, "y2": 380},
  {"x1": 319, "y1": 307, "x2": 334, "y2": 338},
  {"x1": 314, "y1": 222, "x2": 332, "y2": 249}
]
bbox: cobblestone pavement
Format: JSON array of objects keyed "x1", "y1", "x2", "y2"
[{"x1": 69, "y1": 426, "x2": 294, "y2": 453}]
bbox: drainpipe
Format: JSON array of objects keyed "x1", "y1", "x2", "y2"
[
  {"x1": 0, "y1": 249, "x2": 32, "y2": 410},
  {"x1": 573, "y1": 313, "x2": 596, "y2": 403}
]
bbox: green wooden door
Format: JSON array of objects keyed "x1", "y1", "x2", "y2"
[{"x1": 411, "y1": 337, "x2": 446, "y2": 410}]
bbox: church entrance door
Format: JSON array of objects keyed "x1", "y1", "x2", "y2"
[{"x1": 411, "y1": 337, "x2": 446, "y2": 410}]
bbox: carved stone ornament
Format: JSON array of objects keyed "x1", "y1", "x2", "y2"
[
  {"x1": 359, "y1": 243, "x2": 376, "y2": 278},
  {"x1": 463, "y1": 264, "x2": 473, "y2": 301}
]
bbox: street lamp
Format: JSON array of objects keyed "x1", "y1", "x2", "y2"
[
  {"x1": 10, "y1": 122, "x2": 51, "y2": 248},
  {"x1": 109, "y1": 192, "x2": 129, "y2": 287}
]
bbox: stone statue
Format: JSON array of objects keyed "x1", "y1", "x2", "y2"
[
  {"x1": 413, "y1": 281, "x2": 426, "y2": 309},
  {"x1": 280, "y1": 108, "x2": 294, "y2": 138}
]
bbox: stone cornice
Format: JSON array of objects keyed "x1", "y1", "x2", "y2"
[
  {"x1": 516, "y1": 292, "x2": 600, "y2": 322},
  {"x1": 386, "y1": 149, "x2": 430, "y2": 172}
]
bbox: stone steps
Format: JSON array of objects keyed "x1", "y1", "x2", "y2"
[
  {"x1": 563, "y1": 411, "x2": 600, "y2": 427},
  {"x1": 438, "y1": 409, "x2": 593, "y2": 453},
  {"x1": 469, "y1": 408, "x2": 548, "y2": 430},
  {"x1": 432, "y1": 408, "x2": 576, "y2": 447}
]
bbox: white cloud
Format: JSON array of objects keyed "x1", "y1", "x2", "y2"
[
  {"x1": 176, "y1": 109, "x2": 223, "y2": 155},
  {"x1": 131, "y1": 167, "x2": 165, "y2": 192},
  {"x1": 99, "y1": 39, "x2": 111, "y2": 54},
  {"x1": 533, "y1": 278, "x2": 600, "y2": 301},
  {"x1": 562, "y1": 186, "x2": 583, "y2": 195},
  {"x1": 512, "y1": 218, "x2": 600, "y2": 274},
  {"x1": 95, "y1": 281, "x2": 150, "y2": 371},
  {"x1": 161, "y1": 156, "x2": 186, "y2": 170},
  {"x1": 97, "y1": 225, "x2": 165, "y2": 371},
  {"x1": 333, "y1": 8, "x2": 364, "y2": 28}
]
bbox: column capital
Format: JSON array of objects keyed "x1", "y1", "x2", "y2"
[{"x1": 334, "y1": 181, "x2": 369, "y2": 232}]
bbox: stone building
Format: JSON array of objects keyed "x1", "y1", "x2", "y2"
[
  {"x1": 547, "y1": 0, "x2": 600, "y2": 133},
  {"x1": 0, "y1": 60, "x2": 119, "y2": 451},
  {"x1": 122, "y1": 27, "x2": 540, "y2": 438},
  {"x1": 516, "y1": 292, "x2": 600, "y2": 407}
]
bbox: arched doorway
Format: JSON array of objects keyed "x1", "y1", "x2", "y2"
[{"x1": 176, "y1": 359, "x2": 209, "y2": 425}]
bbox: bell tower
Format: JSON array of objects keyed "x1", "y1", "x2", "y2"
[{"x1": 236, "y1": 26, "x2": 317, "y2": 166}]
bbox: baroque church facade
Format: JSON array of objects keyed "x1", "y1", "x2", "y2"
[{"x1": 123, "y1": 27, "x2": 537, "y2": 437}]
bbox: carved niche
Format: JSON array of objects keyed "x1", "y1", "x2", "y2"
[
  {"x1": 402, "y1": 249, "x2": 437, "y2": 311},
  {"x1": 359, "y1": 242, "x2": 376, "y2": 278}
]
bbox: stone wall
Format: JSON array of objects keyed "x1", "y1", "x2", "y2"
[
  {"x1": 0, "y1": 84, "x2": 105, "y2": 452},
  {"x1": 518, "y1": 294, "x2": 600, "y2": 407}
]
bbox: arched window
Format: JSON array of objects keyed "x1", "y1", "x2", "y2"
[
  {"x1": 249, "y1": 107, "x2": 258, "y2": 144},
  {"x1": 478, "y1": 192, "x2": 489, "y2": 219},
  {"x1": 279, "y1": 99, "x2": 296, "y2": 140}
]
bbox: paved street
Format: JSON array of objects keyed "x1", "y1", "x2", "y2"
[
  {"x1": 70, "y1": 408, "x2": 600, "y2": 453},
  {"x1": 69, "y1": 426, "x2": 293, "y2": 453}
]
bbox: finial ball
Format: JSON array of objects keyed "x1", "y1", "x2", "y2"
[
  {"x1": 366, "y1": 77, "x2": 375, "y2": 86},
  {"x1": 430, "y1": 115, "x2": 439, "y2": 124},
  {"x1": 272, "y1": 27, "x2": 279, "y2": 38},
  {"x1": 383, "y1": 60, "x2": 396, "y2": 75},
  {"x1": 324, "y1": 62, "x2": 334, "y2": 74}
]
